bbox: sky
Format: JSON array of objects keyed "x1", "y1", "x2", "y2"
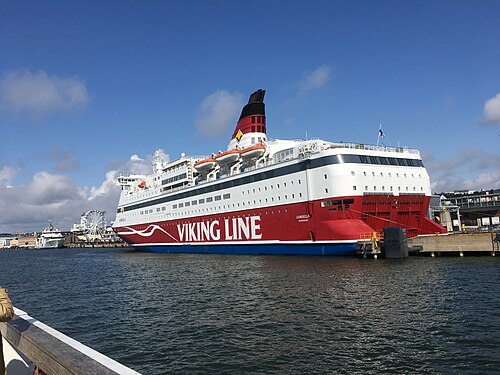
[{"x1": 0, "y1": 0, "x2": 499, "y2": 233}]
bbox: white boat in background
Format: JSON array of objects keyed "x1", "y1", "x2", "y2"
[{"x1": 36, "y1": 221, "x2": 64, "y2": 249}]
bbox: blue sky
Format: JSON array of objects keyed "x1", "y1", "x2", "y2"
[{"x1": 0, "y1": 0, "x2": 499, "y2": 233}]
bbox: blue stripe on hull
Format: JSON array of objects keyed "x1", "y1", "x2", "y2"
[{"x1": 134, "y1": 242, "x2": 358, "y2": 256}]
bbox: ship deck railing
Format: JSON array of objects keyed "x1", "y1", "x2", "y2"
[{"x1": 327, "y1": 142, "x2": 419, "y2": 154}]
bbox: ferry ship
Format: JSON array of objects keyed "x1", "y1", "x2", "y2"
[
  {"x1": 112, "y1": 89, "x2": 445, "y2": 255},
  {"x1": 36, "y1": 221, "x2": 64, "y2": 249}
]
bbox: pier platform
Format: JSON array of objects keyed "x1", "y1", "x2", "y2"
[
  {"x1": 1, "y1": 307, "x2": 140, "y2": 375},
  {"x1": 408, "y1": 232, "x2": 499, "y2": 256}
]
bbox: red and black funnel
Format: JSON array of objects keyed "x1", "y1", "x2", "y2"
[{"x1": 231, "y1": 89, "x2": 266, "y2": 141}]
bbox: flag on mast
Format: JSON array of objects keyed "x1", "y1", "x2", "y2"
[{"x1": 377, "y1": 124, "x2": 384, "y2": 146}]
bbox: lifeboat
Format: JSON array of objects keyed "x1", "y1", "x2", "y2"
[
  {"x1": 194, "y1": 157, "x2": 216, "y2": 172},
  {"x1": 214, "y1": 149, "x2": 240, "y2": 165},
  {"x1": 138, "y1": 180, "x2": 146, "y2": 188},
  {"x1": 240, "y1": 144, "x2": 266, "y2": 161}
]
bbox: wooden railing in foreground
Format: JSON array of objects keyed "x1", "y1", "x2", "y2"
[{"x1": 0, "y1": 307, "x2": 140, "y2": 375}]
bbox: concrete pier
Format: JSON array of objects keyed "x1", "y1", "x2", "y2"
[{"x1": 408, "y1": 232, "x2": 499, "y2": 256}]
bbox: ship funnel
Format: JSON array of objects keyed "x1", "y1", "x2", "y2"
[{"x1": 228, "y1": 89, "x2": 267, "y2": 150}]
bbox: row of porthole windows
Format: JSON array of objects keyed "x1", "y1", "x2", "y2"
[
  {"x1": 170, "y1": 193, "x2": 231, "y2": 209},
  {"x1": 242, "y1": 179, "x2": 301, "y2": 195},
  {"x1": 323, "y1": 172, "x2": 422, "y2": 179},
  {"x1": 157, "y1": 209, "x2": 292, "y2": 228},
  {"x1": 145, "y1": 206, "x2": 293, "y2": 219},
  {"x1": 137, "y1": 193, "x2": 304, "y2": 217},
  {"x1": 362, "y1": 186, "x2": 424, "y2": 192}
]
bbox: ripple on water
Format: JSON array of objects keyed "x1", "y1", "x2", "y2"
[{"x1": 0, "y1": 249, "x2": 499, "y2": 374}]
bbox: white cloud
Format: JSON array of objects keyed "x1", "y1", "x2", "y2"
[
  {"x1": 130, "y1": 154, "x2": 143, "y2": 161},
  {"x1": 195, "y1": 90, "x2": 244, "y2": 138},
  {"x1": 0, "y1": 151, "x2": 161, "y2": 233},
  {"x1": 298, "y1": 64, "x2": 332, "y2": 93},
  {"x1": 480, "y1": 93, "x2": 500, "y2": 125},
  {"x1": 47, "y1": 146, "x2": 81, "y2": 173},
  {"x1": 425, "y1": 149, "x2": 500, "y2": 192},
  {"x1": 88, "y1": 170, "x2": 119, "y2": 200},
  {"x1": 284, "y1": 64, "x2": 333, "y2": 109},
  {"x1": 0, "y1": 69, "x2": 89, "y2": 115},
  {"x1": 0, "y1": 165, "x2": 18, "y2": 188}
]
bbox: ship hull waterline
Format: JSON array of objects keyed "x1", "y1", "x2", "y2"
[{"x1": 129, "y1": 242, "x2": 358, "y2": 256}]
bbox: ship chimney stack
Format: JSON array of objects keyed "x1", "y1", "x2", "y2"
[{"x1": 227, "y1": 89, "x2": 267, "y2": 150}]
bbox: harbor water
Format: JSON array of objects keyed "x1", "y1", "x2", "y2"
[{"x1": 0, "y1": 247, "x2": 499, "y2": 374}]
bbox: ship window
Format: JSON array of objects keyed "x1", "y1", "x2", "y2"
[
  {"x1": 162, "y1": 207, "x2": 166, "y2": 211},
  {"x1": 173, "y1": 204, "x2": 177, "y2": 209},
  {"x1": 363, "y1": 172, "x2": 367, "y2": 176},
  {"x1": 257, "y1": 117, "x2": 261, "y2": 124},
  {"x1": 252, "y1": 116, "x2": 256, "y2": 124},
  {"x1": 374, "y1": 186, "x2": 377, "y2": 190},
  {"x1": 351, "y1": 171, "x2": 355, "y2": 176},
  {"x1": 372, "y1": 172, "x2": 375, "y2": 176},
  {"x1": 324, "y1": 174, "x2": 328, "y2": 179},
  {"x1": 185, "y1": 202, "x2": 190, "y2": 207},
  {"x1": 192, "y1": 200, "x2": 197, "y2": 205},
  {"x1": 179, "y1": 203, "x2": 184, "y2": 208},
  {"x1": 292, "y1": 194, "x2": 295, "y2": 198},
  {"x1": 299, "y1": 193, "x2": 302, "y2": 197},
  {"x1": 263, "y1": 126, "x2": 266, "y2": 132},
  {"x1": 223, "y1": 193, "x2": 230, "y2": 199},
  {"x1": 156, "y1": 208, "x2": 160, "y2": 212},
  {"x1": 252, "y1": 137, "x2": 256, "y2": 144},
  {"x1": 382, "y1": 186, "x2": 385, "y2": 191},
  {"x1": 215, "y1": 195, "x2": 221, "y2": 201},
  {"x1": 252, "y1": 126, "x2": 256, "y2": 132},
  {"x1": 325, "y1": 188, "x2": 328, "y2": 193},
  {"x1": 298, "y1": 180, "x2": 301, "y2": 184},
  {"x1": 206, "y1": 197, "x2": 213, "y2": 202},
  {"x1": 199, "y1": 198, "x2": 205, "y2": 204},
  {"x1": 353, "y1": 186, "x2": 357, "y2": 191}
]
